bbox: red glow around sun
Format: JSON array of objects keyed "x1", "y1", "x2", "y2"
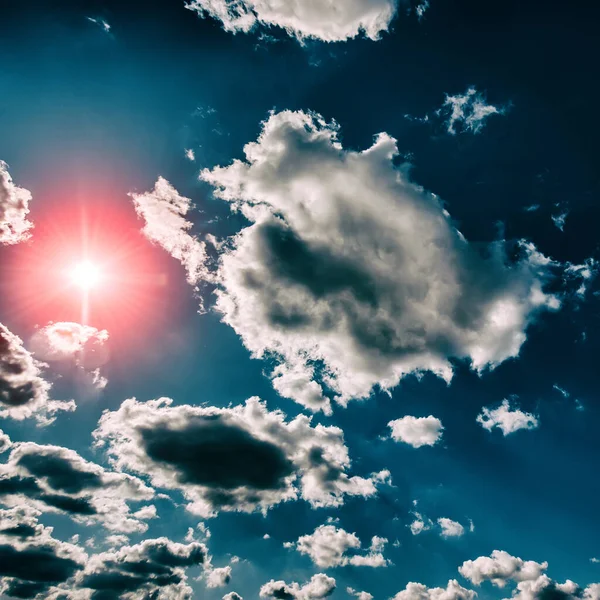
[{"x1": 1, "y1": 189, "x2": 179, "y2": 347}]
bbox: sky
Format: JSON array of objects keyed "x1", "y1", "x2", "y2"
[{"x1": 0, "y1": 0, "x2": 599, "y2": 599}]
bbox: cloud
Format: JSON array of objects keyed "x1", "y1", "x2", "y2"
[
  {"x1": 86, "y1": 16, "x2": 111, "y2": 33},
  {"x1": 224, "y1": 594, "x2": 243, "y2": 600},
  {"x1": 437, "y1": 518, "x2": 465, "y2": 538},
  {"x1": 260, "y1": 573, "x2": 336, "y2": 599},
  {"x1": 392, "y1": 580, "x2": 476, "y2": 600},
  {"x1": 409, "y1": 511, "x2": 433, "y2": 535},
  {"x1": 388, "y1": 415, "x2": 443, "y2": 448},
  {"x1": 0, "y1": 506, "x2": 86, "y2": 599},
  {"x1": 0, "y1": 161, "x2": 33, "y2": 246},
  {"x1": 0, "y1": 442, "x2": 155, "y2": 533},
  {"x1": 476, "y1": 399, "x2": 539, "y2": 435},
  {"x1": 0, "y1": 430, "x2": 11, "y2": 454},
  {"x1": 130, "y1": 177, "x2": 208, "y2": 291},
  {"x1": 93, "y1": 396, "x2": 389, "y2": 518},
  {"x1": 291, "y1": 524, "x2": 388, "y2": 568},
  {"x1": 0, "y1": 322, "x2": 75, "y2": 424},
  {"x1": 459, "y1": 550, "x2": 548, "y2": 587},
  {"x1": 30, "y1": 322, "x2": 110, "y2": 391},
  {"x1": 206, "y1": 566, "x2": 232, "y2": 588},
  {"x1": 185, "y1": 0, "x2": 397, "y2": 43},
  {"x1": 460, "y1": 551, "x2": 599, "y2": 600},
  {"x1": 75, "y1": 537, "x2": 207, "y2": 599},
  {"x1": 201, "y1": 110, "x2": 563, "y2": 412},
  {"x1": 347, "y1": 588, "x2": 374, "y2": 600},
  {"x1": 415, "y1": 1, "x2": 430, "y2": 20},
  {"x1": 439, "y1": 88, "x2": 505, "y2": 135},
  {"x1": 185, "y1": 148, "x2": 196, "y2": 161}
]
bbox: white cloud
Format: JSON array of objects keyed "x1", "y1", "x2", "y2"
[
  {"x1": 130, "y1": 177, "x2": 208, "y2": 291},
  {"x1": 94, "y1": 396, "x2": 389, "y2": 518},
  {"x1": 0, "y1": 322, "x2": 75, "y2": 424},
  {"x1": 0, "y1": 442, "x2": 155, "y2": 533},
  {"x1": 30, "y1": 322, "x2": 110, "y2": 391},
  {"x1": 388, "y1": 415, "x2": 443, "y2": 448},
  {"x1": 201, "y1": 110, "x2": 563, "y2": 412},
  {"x1": 392, "y1": 580, "x2": 476, "y2": 600},
  {"x1": 591, "y1": 558, "x2": 600, "y2": 564},
  {"x1": 292, "y1": 524, "x2": 388, "y2": 568},
  {"x1": 207, "y1": 565, "x2": 232, "y2": 588},
  {"x1": 477, "y1": 399, "x2": 539, "y2": 435},
  {"x1": 260, "y1": 573, "x2": 336, "y2": 599},
  {"x1": 224, "y1": 594, "x2": 244, "y2": 600},
  {"x1": 439, "y1": 87, "x2": 505, "y2": 135},
  {"x1": 348, "y1": 587, "x2": 374, "y2": 600},
  {"x1": 185, "y1": 148, "x2": 196, "y2": 161},
  {"x1": 0, "y1": 429, "x2": 11, "y2": 453},
  {"x1": 459, "y1": 550, "x2": 548, "y2": 587},
  {"x1": 409, "y1": 511, "x2": 433, "y2": 535},
  {"x1": 185, "y1": 0, "x2": 397, "y2": 43},
  {"x1": 0, "y1": 161, "x2": 33, "y2": 245},
  {"x1": 437, "y1": 518, "x2": 465, "y2": 538},
  {"x1": 86, "y1": 16, "x2": 111, "y2": 32}
]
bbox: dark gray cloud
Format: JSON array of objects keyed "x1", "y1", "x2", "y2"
[
  {"x1": 0, "y1": 443, "x2": 155, "y2": 532},
  {"x1": 94, "y1": 396, "x2": 389, "y2": 517}
]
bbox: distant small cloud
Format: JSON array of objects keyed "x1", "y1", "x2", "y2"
[
  {"x1": 591, "y1": 557, "x2": 600, "y2": 563},
  {"x1": 438, "y1": 518, "x2": 465, "y2": 538},
  {"x1": 551, "y1": 204, "x2": 569, "y2": 231},
  {"x1": 524, "y1": 204, "x2": 540, "y2": 212},
  {"x1": 415, "y1": 0, "x2": 430, "y2": 21},
  {"x1": 477, "y1": 398, "x2": 539, "y2": 435},
  {"x1": 185, "y1": 148, "x2": 196, "y2": 161},
  {"x1": 388, "y1": 415, "x2": 443, "y2": 448},
  {"x1": 86, "y1": 16, "x2": 111, "y2": 33},
  {"x1": 439, "y1": 87, "x2": 505, "y2": 135}
]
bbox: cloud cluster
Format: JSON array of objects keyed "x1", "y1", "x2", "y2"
[
  {"x1": 0, "y1": 322, "x2": 74, "y2": 424},
  {"x1": 0, "y1": 506, "x2": 86, "y2": 599},
  {"x1": 185, "y1": 0, "x2": 397, "y2": 43},
  {"x1": 260, "y1": 573, "x2": 336, "y2": 599},
  {"x1": 459, "y1": 550, "x2": 599, "y2": 600},
  {"x1": 201, "y1": 110, "x2": 561, "y2": 412},
  {"x1": 130, "y1": 177, "x2": 208, "y2": 290},
  {"x1": 392, "y1": 580, "x2": 476, "y2": 600},
  {"x1": 388, "y1": 415, "x2": 444, "y2": 448},
  {"x1": 291, "y1": 524, "x2": 388, "y2": 568},
  {"x1": 476, "y1": 399, "x2": 539, "y2": 436},
  {"x1": 0, "y1": 161, "x2": 34, "y2": 245},
  {"x1": 0, "y1": 442, "x2": 155, "y2": 533},
  {"x1": 348, "y1": 588, "x2": 374, "y2": 600},
  {"x1": 94, "y1": 396, "x2": 389, "y2": 518},
  {"x1": 30, "y1": 322, "x2": 110, "y2": 390}
]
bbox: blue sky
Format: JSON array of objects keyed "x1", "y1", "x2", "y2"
[{"x1": 0, "y1": 1, "x2": 599, "y2": 599}]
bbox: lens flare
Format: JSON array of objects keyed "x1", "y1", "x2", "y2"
[{"x1": 70, "y1": 260, "x2": 102, "y2": 290}]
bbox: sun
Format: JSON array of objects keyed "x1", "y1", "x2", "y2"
[{"x1": 70, "y1": 260, "x2": 102, "y2": 290}]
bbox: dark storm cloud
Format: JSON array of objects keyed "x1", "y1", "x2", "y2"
[{"x1": 94, "y1": 396, "x2": 390, "y2": 517}]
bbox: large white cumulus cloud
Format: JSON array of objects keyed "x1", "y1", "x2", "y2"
[
  {"x1": 185, "y1": 0, "x2": 397, "y2": 42},
  {"x1": 0, "y1": 161, "x2": 34, "y2": 246},
  {"x1": 201, "y1": 110, "x2": 561, "y2": 413},
  {"x1": 93, "y1": 396, "x2": 389, "y2": 518}
]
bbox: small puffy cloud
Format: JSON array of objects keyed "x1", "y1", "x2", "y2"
[
  {"x1": 260, "y1": 573, "x2": 336, "y2": 599},
  {"x1": 437, "y1": 518, "x2": 465, "y2": 538},
  {"x1": 388, "y1": 415, "x2": 443, "y2": 448},
  {"x1": 94, "y1": 396, "x2": 388, "y2": 518},
  {"x1": 459, "y1": 550, "x2": 548, "y2": 587},
  {"x1": 409, "y1": 511, "x2": 433, "y2": 535},
  {"x1": 0, "y1": 442, "x2": 154, "y2": 533},
  {"x1": 0, "y1": 322, "x2": 74, "y2": 424},
  {"x1": 186, "y1": 0, "x2": 397, "y2": 43},
  {"x1": 439, "y1": 87, "x2": 505, "y2": 135},
  {"x1": 347, "y1": 587, "x2": 374, "y2": 600},
  {"x1": 207, "y1": 565, "x2": 232, "y2": 588},
  {"x1": 392, "y1": 579, "x2": 476, "y2": 600},
  {"x1": 185, "y1": 148, "x2": 196, "y2": 161},
  {"x1": 292, "y1": 524, "x2": 388, "y2": 568},
  {"x1": 130, "y1": 177, "x2": 208, "y2": 290},
  {"x1": 201, "y1": 110, "x2": 564, "y2": 412},
  {"x1": 30, "y1": 322, "x2": 110, "y2": 391},
  {"x1": 591, "y1": 558, "x2": 600, "y2": 564},
  {"x1": 224, "y1": 594, "x2": 244, "y2": 600},
  {"x1": 0, "y1": 161, "x2": 33, "y2": 245},
  {"x1": 0, "y1": 506, "x2": 86, "y2": 598},
  {"x1": 477, "y1": 399, "x2": 539, "y2": 436}
]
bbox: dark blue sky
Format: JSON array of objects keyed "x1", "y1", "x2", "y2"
[{"x1": 0, "y1": 1, "x2": 599, "y2": 599}]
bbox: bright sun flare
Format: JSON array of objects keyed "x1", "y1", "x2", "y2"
[{"x1": 70, "y1": 260, "x2": 102, "y2": 289}]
